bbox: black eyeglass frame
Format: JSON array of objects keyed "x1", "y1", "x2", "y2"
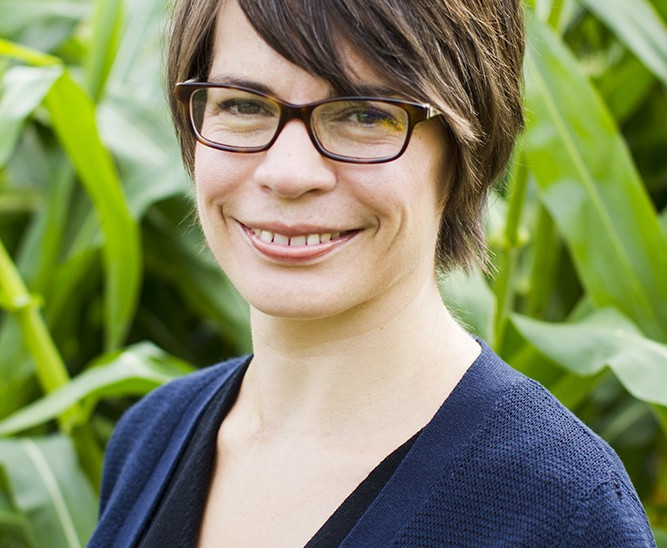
[{"x1": 175, "y1": 80, "x2": 441, "y2": 164}]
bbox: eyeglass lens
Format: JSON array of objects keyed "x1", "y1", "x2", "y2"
[{"x1": 190, "y1": 87, "x2": 411, "y2": 160}]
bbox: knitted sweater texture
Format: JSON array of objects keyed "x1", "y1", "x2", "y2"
[{"x1": 88, "y1": 341, "x2": 656, "y2": 547}]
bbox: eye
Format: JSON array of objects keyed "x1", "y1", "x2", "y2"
[
  {"x1": 319, "y1": 101, "x2": 407, "y2": 135},
  {"x1": 343, "y1": 106, "x2": 400, "y2": 127},
  {"x1": 218, "y1": 98, "x2": 272, "y2": 116}
]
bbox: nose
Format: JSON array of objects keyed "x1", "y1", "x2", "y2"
[{"x1": 253, "y1": 120, "x2": 337, "y2": 199}]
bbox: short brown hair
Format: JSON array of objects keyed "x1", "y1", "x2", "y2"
[{"x1": 167, "y1": 0, "x2": 525, "y2": 271}]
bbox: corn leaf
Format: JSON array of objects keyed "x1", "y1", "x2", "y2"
[
  {"x1": 577, "y1": 0, "x2": 667, "y2": 85},
  {"x1": 44, "y1": 71, "x2": 141, "y2": 350},
  {"x1": 523, "y1": 11, "x2": 667, "y2": 342},
  {"x1": 0, "y1": 435, "x2": 97, "y2": 548},
  {"x1": 84, "y1": 0, "x2": 124, "y2": 102},
  {"x1": 0, "y1": 66, "x2": 63, "y2": 167},
  {"x1": 512, "y1": 308, "x2": 667, "y2": 431},
  {"x1": 0, "y1": 343, "x2": 193, "y2": 437}
]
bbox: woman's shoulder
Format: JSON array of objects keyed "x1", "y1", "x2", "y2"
[
  {"x1": 457, "y1": 346, "x2": 634, "y2": 500},
  {"x1": 407, "y1": 343, "x2": 655, "y2": 546},
  {"x1": 454, "y1": 342, "x2": 622, "y2": 474},
  {"x1": 98, "y1": 355, "x2": 250, "y2": 515}
]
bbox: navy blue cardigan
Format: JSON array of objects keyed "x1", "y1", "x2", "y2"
[{"x1": 89, "y1": 342, "x2": 656, "y2": 547}]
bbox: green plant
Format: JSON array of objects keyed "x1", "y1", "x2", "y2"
[{"x1": 0, "y1": 0, "x2": 665, "y2": 545}]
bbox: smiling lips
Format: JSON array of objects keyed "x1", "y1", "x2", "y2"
[
  {"x1": 241, "y1": 223, "x2": 358, "y2": 260},
  {"x1": 252, "y1": 227, "x2": 342, "y2": 246}
]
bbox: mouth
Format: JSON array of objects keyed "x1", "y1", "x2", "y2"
[
  {"x1": 250, "y1": 227, "x2": 349, "y2": 247},
  {"x1": 240, "y1": 223, "x2": 359, "y2": 260}
]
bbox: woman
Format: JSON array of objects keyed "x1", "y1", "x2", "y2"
[{"x1": 89, "y1": 0, "x2": 656, "y2": 546}]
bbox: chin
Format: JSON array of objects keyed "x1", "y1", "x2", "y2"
[{"x1": 248, "y1": 293, "x2": 351, "y2": 321}]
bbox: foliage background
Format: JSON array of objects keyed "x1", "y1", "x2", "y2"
[{"x1": 0, "y1": 0, "x2": 665, "y2": 545}]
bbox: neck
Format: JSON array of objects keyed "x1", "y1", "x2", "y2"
[{"x1": 239, "y1": 274, "x2": 480, "y2": 444}]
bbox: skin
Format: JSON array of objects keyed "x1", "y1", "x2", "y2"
[{"x1": 196, "y1": 1, "x2": 481, "y2": 546}]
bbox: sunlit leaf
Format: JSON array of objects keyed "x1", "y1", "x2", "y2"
[
  {"x1": 44, "y1": 71, "x2": 142, "y2": 350},
  {"x1": 523, "y1": 11, "x2": 667, "y2": 342},
  {"x1": 577, "y1": 0, "x2": 667, "y2": 85},
  {"x1": 84, "y1": 0, "x2": 124, "y2": 102},
  {"x1": 0, "y1": 343, "x2": 193, "y2": 436},
  {"x1": 0, "y1": 37, "x2": 61, "y2": 66},
  {"x1": 512, "y1": 308, "x2": 667, "y2": 429},
  {"x1": 0, "y1": 0, "x2": 87, "y2": 40},
  {"x1": 0, "y1": 435, "x2": 96, "y2": 548},
  {"x1": 0, "y1": 65, "x2": 63, "y2": 166}
]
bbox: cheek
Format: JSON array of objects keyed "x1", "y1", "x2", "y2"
[
  {"x1": 193, "y1": 144, "x2": 251, "y2": 209},
  {"x1": 192, "y1": 146, "x2": 236, "y2": 244},
  {"x1": 193, "y1": 145, "x2": 226, "y2": 199}
]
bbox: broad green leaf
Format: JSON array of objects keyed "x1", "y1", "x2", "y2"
[
  {"x1": 0, "y1": 1, "x2": 87, "y2": 38},
  {"x1": 98, "y1": 90, "x2": 190, "y2": 218},
  {"x1": 596, "y1": 55, "x2": 656, "y2": 124},
  {"x1": 577, "y1": 0, "x2": 667, "y2": 86},
  {"x1": 0, "y1": 38, "x2": 61, "y2": 67},
  {"x1": 0, "y1": 343, "x2": 193, "y2": 437},
  {"x1": 512, "y1": 308, "x2": 667, "y2": 427},
  {"x1": 523, "y1": 12, "x2": 667, "y2": 342},
  {"x1": 44, "y1": 71, "x2": 142, "y2": 350},
  {"x1": 0, "y1": 464, "x2": 39, "y2": 547},
  {"x1": 84, "y1": 0, "x2": 124, "y2": 102},
  {"x1": 110, "y1": 0, "x2": 168, "y2": 84},
  {"x1": 0, "y1": 435, "x2": 96, "y2": 548},
  {"x1": 0, "y1": 66, "x2": 63, "y2": 166}
]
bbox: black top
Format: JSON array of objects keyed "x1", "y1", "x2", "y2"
[{"x1": 139, "y1": 363, "x2": 417, "y2": 547}]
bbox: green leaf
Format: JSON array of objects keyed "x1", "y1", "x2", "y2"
[
  {"x1": 512, "y1": 308, "x2": 667, "y2": 426},
  {"x1": 0, "y1": 464, "x2": 39, "y2": 547},
  {"x1": 0, "y1": 1, "x2": 87, "y2": 40},
  {"x1": 0, "y1": 37, "x2": 61, "y2": 66},
  {"x1": 109, "y1": 0, "x2": 170, "y2": 83},
  {"x1": 0, "y1": 66, "x2": 63, "y2": 166},
  {"x1": 577, "y1": 0, "x2": 667, "y2": 86},
  {"x1": 44, "y1": 70, "x2": 142, "y2": 350},
  {"x1": 0, "y1": 509, "x2": 37, "y2": 548},
  {"x1": 439, "y1": 268, "x2": 496, "y2": 346},
  {"x1": 523, "y1": 11, "x2": 667, "y2": 342},
  {"x1": 0, "y1": 435, "x2": 97, "y2": 548},
  {"x1": 0, "y1": 343, "x2": 193, "y2": 437},
  {"x1": 142, "y1": 208, "x2": 252, "y2": 355},
  {"x1": 84, "y1": 0, "x2": 124, "y2": 102}
]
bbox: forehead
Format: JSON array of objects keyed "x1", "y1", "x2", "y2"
[{"x1": 209, "y1": 0, "x2": 393, "y2": 99}]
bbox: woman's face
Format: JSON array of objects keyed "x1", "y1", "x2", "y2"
[{"x1": 195, "y1": 0, "x2": 449, "y2": 321}]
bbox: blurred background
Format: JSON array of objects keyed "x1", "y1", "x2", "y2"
[{"x1": 0, "y1": 0, "x2": 665, "y2": 545}]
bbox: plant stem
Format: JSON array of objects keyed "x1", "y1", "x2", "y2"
[
  {"x1": 0, "y1": 238, "x2": 104, "y2": 489},
  {"x1": 526, "y1": 205, "x2": 560, "y2": 318},
  {"x1": 0, "y1": 238, "x2": 70, "y2": 394},
  {"x1": 493, "y1": 152, "x2": 529, "y2": 352}
]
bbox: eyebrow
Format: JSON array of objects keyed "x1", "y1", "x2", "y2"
[
  {"x1": 207, "y1": 75, "x2": 276, "y2": 96},
  {"x1": 206, "y1": 74, "x2": 403, "y2": 101}
]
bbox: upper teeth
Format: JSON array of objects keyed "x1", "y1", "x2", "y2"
[{"x1": 252, "y1": 228, "x2": 340, "y2": 246}]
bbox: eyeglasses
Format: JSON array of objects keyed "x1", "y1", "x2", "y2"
[{"x1": 175, "y1": 80, "x2": 441, "y2": 164}]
